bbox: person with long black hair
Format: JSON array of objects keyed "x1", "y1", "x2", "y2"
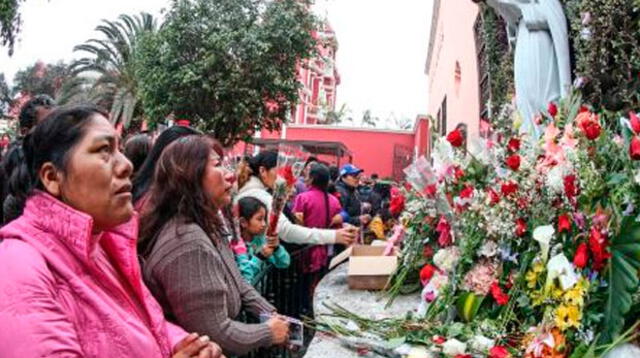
[{"x1": 132, "y1": 125, "x2": 200, "y2": 209}]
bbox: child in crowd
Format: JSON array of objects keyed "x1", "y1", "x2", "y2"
[{"x1": 231, "y1": 197, "x2": 291, "y2": 285}]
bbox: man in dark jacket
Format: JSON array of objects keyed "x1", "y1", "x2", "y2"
[{"x1": 335, "y1": 164, "x2": 371, "y2": 227}]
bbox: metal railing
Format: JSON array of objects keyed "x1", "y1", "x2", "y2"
[{"x1": 241, "y1": 243, "x2": 327, "y2": 358}]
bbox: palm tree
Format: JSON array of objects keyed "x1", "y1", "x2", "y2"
[{"x1": 72, "y1": 12, "x2": 158, "y2": 128}]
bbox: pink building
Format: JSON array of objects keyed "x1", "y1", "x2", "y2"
[
  {"x1": 233, "y1": 17, "x2": 432, "y2": 180},
  {"x1": 426, "y1": 0, "x2": 483, "y2": 140},
  {"x1": 291, "y1": 20, "x2": 341, "y2": 125},
  {"x1": 235, "y1": 116, "x2": 430, "y2": 181}
]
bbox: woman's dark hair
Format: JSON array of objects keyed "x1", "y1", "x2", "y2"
[
  {"x1": 237, "y1": 150, "x2": 278, "y2": 189},
  {"x1": 19, "y1": 94, "x2": 56, "y2": 131},
  {"x1": 303, "y1": 156, "x2": 318, "y2": 170},
  {"x1": 132, "y1": 126, "x2": 200, "y2": 203},
  {"x1": 124, "y1": 134, "x2": 152, "y2": 174},
  {"x1": 237, "y1": 196, "x2": 267, "y2": 222},
  {"x1": 9, "y1": 105, "x2": 106, "y2": 206},
  {"x1": 139, "y1": 135, "x2": 224, "y2": 257},
  {"x1": 309, "y1": 163, "x2": 330, "y2": 191}
]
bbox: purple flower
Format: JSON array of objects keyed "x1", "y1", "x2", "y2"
[
  {"x1": 623, "y1": 203, "x2": 635, "y2": 216},
  {"x1": 573, "y1": 212, "x2": 586, "y2": 229}
]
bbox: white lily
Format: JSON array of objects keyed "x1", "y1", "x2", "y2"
[
  {"x1": 442, "y1": 339, "x2": 467, "y2": 356},
  {"x1": 546, "y1": 253, "x2": 578, "y2": 290},
  {"x1": 533, "y1": 225, "x2": 555, "y2": 262}
]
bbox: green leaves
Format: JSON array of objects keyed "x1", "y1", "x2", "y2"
[
  {"x1": 134, "y1": 0, "x2": 317, "y2": 146},
  {"x1": 601, "y1": 216, "x2": 640, "y2": 343},
  {"x1": 456, "y1": 292, "x2": 484, "y2": 322}
]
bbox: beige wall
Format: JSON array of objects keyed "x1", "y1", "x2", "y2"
[{"x1": 426, "y1": 0, "x2": 481, "y2": 140}]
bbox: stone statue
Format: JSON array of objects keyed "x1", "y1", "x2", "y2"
[{"x1": 474, "y1": 0, "x2": 572, "y2": 139}]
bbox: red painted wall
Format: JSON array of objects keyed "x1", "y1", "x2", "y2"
[{"x1": 230, "y1": 118, "x2": 430, "y2": 180}]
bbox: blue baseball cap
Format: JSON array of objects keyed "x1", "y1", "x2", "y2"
[{"x1": 340, "y1": 164, "x2": 363, "y2": 177}]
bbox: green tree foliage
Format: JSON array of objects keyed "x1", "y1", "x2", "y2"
[
  {"x1": 11, "y1": 61, "x2": 86, "y2": 104},
  {"x1": 0, "y1": 0, "x2": 24, "y2": 56},
  {"x1": 72, "y1": 12, "x2": 158, "y2": 128},
  {"x1": 568, "y1": 0, "x2": 640, "y2": 112},
  {"x1": 134, "y1": 0, "x2": 317, "y2": 146},
  {"x1": 0, "y1": 73, "x2": 10, "y2": 114}
]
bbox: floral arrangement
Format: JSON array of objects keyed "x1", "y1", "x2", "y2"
[{"x1": 313, "y1": 93, "x2": 640, "y2": 358}]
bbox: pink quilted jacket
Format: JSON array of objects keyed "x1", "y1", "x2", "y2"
[{"x1": 0, "y1": 191, "x2": 187, "y2": 357}]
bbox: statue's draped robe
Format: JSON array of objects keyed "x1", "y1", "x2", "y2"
[{"x1": 486, "y1": 0, "x2": 571, "y2": 139}]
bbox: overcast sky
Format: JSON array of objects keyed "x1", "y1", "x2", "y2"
[{"x1": 0, "y1": 0, "x2": 432, "y2": 128}]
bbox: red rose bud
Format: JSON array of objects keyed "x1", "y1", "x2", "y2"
[
  {"x1": 454, "y1": 166, "x2": 465, "y2": 180},
  {"x1": 489, "y1": 346, "x2": 511, "y2": 358},
  {"x1": 579, "y1": 105, "x2": 589, "y2": 113},
  {"x1": 564, "y1": 175, "x2": 578, "y2": 199},
  {"x1": 573, "y1": 242, "x2": 588, "y2": 268},
  {"x1": 487, "y1": 188, "x2": 500, "y2": 205},
  {"x1": 422, "y1": 245, "x2": 434, "y2": 259},
  {"x1": 558, "y1": 214, "x2": 571, "y2": 233},
  {"x1": 447, "y1": 129, "x2": 464, "y2": 147},
  {"x1": 420, "y1": 264, "x2": 436, "y2": 285},
  {"x1": 548, "y1": 102, "x2": 558, "y2": 117},
  {"x1": 630, "y1": 136, "x2": 640, "y2": 160},
  {"x1": 432, "y1": 336, "x2": 446, "y2": 344},
  {"x1": 460, "y1": 185, "x2": 474, "y2": 199},
  {"x1": 576, "y1": 111, "x2": 601, "y2": 140},
  {"x1": 507, "y1": 138, "x2": 521, "y2": 152},
  {"x1": 589, "y1": 227, "x2": 611, "y2": 271},
  {"x1": 501, "y1": 181, "x2": 518, "y2": 197},
  {"x1": 630, "y1": 111, "x2": 640, "y2": 134},
  {"x1": 515, "y1": 218, "x2": 527, "y2": 237},
  {"x1": 505, "y1": 154, "x2": 521, "y2": 171}
]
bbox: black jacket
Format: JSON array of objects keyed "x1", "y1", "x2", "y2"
[{"x1": 335, "y1": 180, "x2": 363, "y2": 226}]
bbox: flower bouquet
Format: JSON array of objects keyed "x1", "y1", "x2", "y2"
[
  {"x1": 313, "y1": 93, "x2": 640, "y2": 357},
  {"x1": 266, "y1": 144, "x2": 306, "y2": 236}
]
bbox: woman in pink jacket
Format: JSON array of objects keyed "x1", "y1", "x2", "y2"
[{"x1": 0, "y1": 105, "x2": 223, "y2": 358}]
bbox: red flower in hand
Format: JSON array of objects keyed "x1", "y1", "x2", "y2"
[
  {"x1": 630, "y1": 112, "x2": 640, "y2": 134},
  {"x1": 505, "y1": 154, "x2": 521, "y2": 171},
  {"x1": 576, "y1": 111, "x2": 601, "y2": 140},
  {"x1": 548, "y1": 102, "x2": 558, "y2": 117},
  {"x1": 489, "y1": 346, "x2": 511, "y2": 358},
  {"x1": 279, "y1": 166, "x2": 296, "y2": 186},
  {"x1": 507, "y1": 138, "x2": 521, "y2": 152},
  {"x1": 573, "y1": 242, "x2": 589, "y2": 269},
  {"x1": 420, "y1": 264, "x2": 436, "y2": 285},
  {"x1": 558, "y1": 214, "x2": 571, "y2": 233},
  {"x1": 630, "y1": 136, "x2": 640, "y2": 160},
  {"x1": 490, "y1": 282, "x2": 509, "y2": 306},
  {"x1": 447, "y1": 129, "x2": 464, "y2": 147},
  {"x1": 501, "y1": 181, "x2": 518, "y2": 197},
  {"x1": 515, "y1": 218, "x2": 527, "y2": 237}
]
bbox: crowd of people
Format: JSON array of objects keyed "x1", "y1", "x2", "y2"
[{"x1": 0, "y1": 97, "x2": 402, "y2": 357}]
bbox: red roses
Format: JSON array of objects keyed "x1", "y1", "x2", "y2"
[
  {"x1": 505, "y1": 154, "x2": 521, "y2": 171},
  {"x1": 573, "y1": 242, "x2": 588, "y2": 268},
  {"x1": 420, "y1": 264, "x2": 436, "y2": 285},
  {"x1": 447, "y1": 128, "x2": 465, "y2": 147},
  {"x1": 576, "y1": 111, "x2": 601, "y2": 140}
]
